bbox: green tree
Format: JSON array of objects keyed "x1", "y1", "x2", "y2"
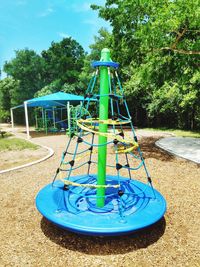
[
  {"x1": 0, "y1": 77, "x2": 19, "y2": 121},
  {"x1": 34, "y1": 79, "x2": 62, "y2": 97},
  {"x1": 79, "y1": 28, "x2": 113, "y2": 89},
  {"x1": 3, "y1": 49, "x2": 45, "y2": 106},
  {"x1": 41, "y1": 37, "x2": 85, "y2": 85},
  {"x1": 92, "y1": 0, "x2": 200, "y2": 129},
  {"x1": 35, "y1": 81, "x2": 79, "y2": 97},
  {"x1": 92, "y1": 0, "x2": 200, "y2": 58},
  {"x1": 3, "y1": 38, "x2": 86, "y2": 124},
  {"x1": 61, "y1": 83, "x2": 77, "y2": 94},
  {"x1": 89, "y1": 28, "x2": 114, "y2": 60}
]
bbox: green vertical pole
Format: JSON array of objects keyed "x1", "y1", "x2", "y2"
[{"x1": 97, "y1": 48, "x2": 111, "y2": 207}]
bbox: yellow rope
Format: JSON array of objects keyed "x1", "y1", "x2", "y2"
[
  {"x1": 58, "y1": 117, "x2": 140, "y2": 188},
  {"x1": 62, "y1": 179, "x2": 120, "y2": 189},
  {"x1": 60, "y1": 143, "x2": 137, "y2": 168},
  {"x1": 78, "y1": 118, "x2": 131, "y2": 125},
  {"x1": 61, "y1": 118, "x2": 138, "y2": 169},
  {"x1": 117, "y1": 145, "x2": 137, "y2": 153},
  {"x1": 77, "y1": 118, "x2": 138, "y2": 153}
]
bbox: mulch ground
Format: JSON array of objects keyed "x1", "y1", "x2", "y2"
[{"x1": 0, "y1": 133, "x2": 200, "y2": 267}]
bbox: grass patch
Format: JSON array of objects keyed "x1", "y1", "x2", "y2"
[
  {"x1": 0, "y1": 138, "x2": 39, "y2": 151},
  {"x1": 143, "y1": 127, "x2": 200, "y2": 138},
  {"x1": 0, "y1": 131, "x2": 13, "y2": 138}
]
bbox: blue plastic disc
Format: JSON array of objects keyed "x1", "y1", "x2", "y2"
[
  {"x1": 92, "y1": 61, "x2": 119, "y2": 68},
  {"x1": 36, "y1": 175, "x2": 166, "y2": 236}
]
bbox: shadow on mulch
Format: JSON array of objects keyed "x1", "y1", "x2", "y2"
[
  {"x1": 41, "y1": 217, "x2": 166, "y2": 255},
  {"x1": 140, "y1": 137, "x2": 174, "y2": 162},
  {"x1": 24, "y1": 131, "x2": 173, "y2": 162}
]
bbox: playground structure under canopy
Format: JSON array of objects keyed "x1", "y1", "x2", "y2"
[{"x1": 10, "y1": 92, "x2": 89, "y2": 139}]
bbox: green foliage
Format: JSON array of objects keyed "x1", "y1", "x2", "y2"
[
  {"x1": 4, "y1": 49, "x2": 45, "y2": 107},
  {"x1": 1, "y1": 3, "x2": 199, "y2": 130},
  {"x1": 92, "y1": 0, "x2": 200, "y2": 130},
  {"x1": 2, "y1": 37, "x2": 85, "y2": 123},
  {"x1": 0, "y1": 77, "x2": 19, "y2": 122},
  {"x1": 34, "y1": 79, "x2": 62, "y2": 97},
  {"x1": 89, "y1": 28, "x2": 114, "y2": 60},
  {"x1": 61, "y1": 83, "x2": 77, "y2": 94},
  {"x1": 41, "y1": 37, "x2": 85, "y2": 85},
  {"x1": 92, "y1": 0, "x2": 200, "y2": 57},
  {"x1": 35, "y1": 81, "x2": 82, "y2": 98},
  {"x1": 78, "y1": 28, "x2": 114, "y2": 91}
]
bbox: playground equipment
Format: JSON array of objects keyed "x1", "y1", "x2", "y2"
[
  {"x1": 66, "y1": 104, "x2": 91, "y2": 137},
  {"x1": 35, "y1": 106, "x2": 68, "y2": 133},
  {"x1": 36, "y1": 49, "x2": 166, "y2": 236}
]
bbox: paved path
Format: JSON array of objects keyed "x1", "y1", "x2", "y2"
[{"x1": 156, "y1": 137, "x2": 200, "y2": 164}]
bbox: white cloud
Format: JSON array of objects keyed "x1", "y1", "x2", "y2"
[
  {"x1": 58, "y1": 32, "x2": 70, "y2": 38},
  {"x1": 38, "y1": 7, "x2": 54, "y2": 17}
]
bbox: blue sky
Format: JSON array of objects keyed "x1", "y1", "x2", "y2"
[{"x1": 0, "y1": 0, "x2": 110, "y2": 78}]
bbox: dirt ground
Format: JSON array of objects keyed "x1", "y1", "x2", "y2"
[
  {"x1": 0, "y1": 147, "x2": 48, "y2": 171},
  {"x1": 0, "y1": 131, "x2": 200, "y2": 267}
]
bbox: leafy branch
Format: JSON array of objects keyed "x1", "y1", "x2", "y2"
[{"x1": 159, "y1": 28, "x2": 200, "y2": 55}]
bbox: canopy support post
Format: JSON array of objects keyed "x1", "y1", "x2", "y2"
[
  {"x1": 10, "y1": 108, "x2": 14, "y2": 131},
  {"x1": 42, "y1": 107, "x2": 44, "y2": 129},
  {"x1": 35, "y1": 110, "x2": 38, "y2": 129},
  {"x1": 53, "y1": 107, "x2": 56, "y2": 128},
  {"x1": 67, "y1": 101, "x2": 70, "y2": 134},
  {"x1": 24, "y1": 101, "x2": 30, "y2": 139}
]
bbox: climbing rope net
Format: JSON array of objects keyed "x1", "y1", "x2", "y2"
[
  {"x1": 35, "y1": 51, "x2": 166, "y2": 236},
  {"x1": 52, "y1": 67, "x2": 155, "y2": 212}
]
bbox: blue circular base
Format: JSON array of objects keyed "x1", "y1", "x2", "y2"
[{"x1": 36, "y1": 175, "x2": 166, "y2": 236}]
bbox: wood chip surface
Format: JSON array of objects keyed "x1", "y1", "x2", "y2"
[{"x1": 0, "y1": 131, "x2": 199, "y2": 267}]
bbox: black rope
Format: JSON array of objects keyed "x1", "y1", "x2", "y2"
[
  {"x1": 87, "y1": 132, "x2": 95, "y2": 175},
  {"x1": 112, "y1": 76, "x2": 132, "y2": 180}
]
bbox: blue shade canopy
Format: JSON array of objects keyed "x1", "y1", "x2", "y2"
[{"x1": 24, "y1": 92, "x2": 85, "y2": 108}]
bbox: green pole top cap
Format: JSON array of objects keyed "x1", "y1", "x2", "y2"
[{"x1": 100, "y1": 48, "x2": 111, "y2": 62}]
